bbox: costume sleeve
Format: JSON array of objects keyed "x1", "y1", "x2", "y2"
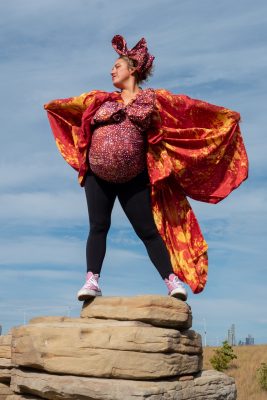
[
  {"x1": 148, "y1": 89, "x2": 248, "y2": 204},
  {"x1": 44, "y1": 91, "x2": 99, "y2": 170},
  {"x1": 146, "y1": 89, "x2": 248, "y2": 293}
]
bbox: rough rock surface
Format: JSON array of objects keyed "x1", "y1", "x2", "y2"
[
  {"x1": 6, "y1": 396, "x2": 41, "y2": 400},
  {"x1": 0, "y1": 360, "x2": 11, "y2": 369},
  {"x1": 10, "y1": 368, "x2": 237, "y2": 400},
  {"x1": 11, "y1": 319, "x2": 202, "y2": 379},
  {"x1": 81, "y1": 295, "x2": 192, "y2": 329},
  {"x1": 22, "y1": 317, "x2": 201, "y2": 354},
  {"x1": 3, "y1": 295, "x2": 236, "y2": 399},
  {"x1": 0, "y1": 336, "x2": 11, "y2": 360},
  {"x1": 0, "y1": 368, "x2": 11, "y2": 383},
  {"x1": 0, "y1": 334, "x2": 12, "y2": 371},
  {"x1": 0, "y1": 333, "x2": 12, "y2": 399},
  {"x1": 0, "y1": 381, "x2": 13, "y2": 398}
]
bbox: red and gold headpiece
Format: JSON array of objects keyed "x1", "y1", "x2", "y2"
[{"x1": 111, "y1": 34, "x2": 154, "y2": 79}]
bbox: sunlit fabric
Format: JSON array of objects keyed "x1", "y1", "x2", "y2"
[{"x1": 44, "y1": 89, "x2": 248, "y2": 293}]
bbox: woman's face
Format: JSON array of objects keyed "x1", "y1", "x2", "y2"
[{"x1": 111, "y1": 58, "x2": 135, "y2": 89}]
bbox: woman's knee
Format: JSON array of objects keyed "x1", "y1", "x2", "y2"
[
  {"x1": 89, "y1": 219, "x2": 111, "y2": 235},
  {"x1": 135, "y1": 224, "x2": 159, "y2": 242}
]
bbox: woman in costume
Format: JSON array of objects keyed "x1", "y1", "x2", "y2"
[{"x1": 44, "y1": 35, "x2": 248, "y2": 302}]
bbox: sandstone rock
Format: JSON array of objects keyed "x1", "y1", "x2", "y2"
[
  {"x1": 81, "y1": 295, "x2": 192, "y2": 329},
  {"x1": 0, "y1": 368, "x2": 11, "y2": 383},
  {"x1": 0, "y1": 334, "x2": 12, "y2": 384},
  {"x1": 0, "y1": 360, "x2": 11, "y2": 369},
  {"x1": 5, "y1": 295, "x2": 236, "y2": 398},
  {"x1": 0, "y1": 382, "x2": 13, "y2": 398},
  {"x1": 29, "y1": 316, "x2": 82, "y2": 324},
  {"x1": 194, "y1": 370, "x2": 237, "y2": 399},
  {"x1": 6, "y1": 396, "x2": 41, "y2": 399},
  {"x1": 0, "y1": 335, "x2": 11, "y2": 360},
  {"x1": 12, "y1": 320, "x2": 202, "y2": 379},
  {"x1": 15, "y1": 319, "x2": 201, "y2": 354},
  {"x1": 178, "y1": 375, "x2": 194, "y2": 381},
  {"x1": 10, "y1": 368, "x2": 237, "y2": 399}
]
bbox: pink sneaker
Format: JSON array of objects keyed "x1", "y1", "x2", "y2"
[
  {"x1": 164, "y1": 273, "x2": 188, "y2": 301},
  {"x1": 77, "y1": 272, "x2": 102, "y2": 301}
]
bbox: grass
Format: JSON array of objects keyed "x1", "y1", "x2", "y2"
[{"x1": 203, "y1": 344, "x2": 267, "y2": 400}]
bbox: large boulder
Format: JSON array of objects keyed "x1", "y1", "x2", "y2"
[
  {"x1": 81, "y1": 295, "x2": 192, "y2": 329},
  {"x1": 3, "y1": 295, "x2": 236, "y2": 399},
  {"x1": 12, "y1": 318, "x2": 202, "y2": 379},
  {"x1": 10, "y1": 368, "x2": 237, "y2": 400}
]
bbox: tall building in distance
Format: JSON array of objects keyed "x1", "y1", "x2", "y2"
[
  {"x1": 227, "y1": 324, "x2": 236, "y2": 346},
  {"x1": 245, "y1": 334, "x2": 254, "y2": 345}
]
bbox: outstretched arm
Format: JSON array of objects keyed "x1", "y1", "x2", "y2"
[
  {"x1": 148, "y1": 89, "x2": 248, "y2": 203},
  {"x1": 44, "y1": 91, "x2": 99, "y2": 171}
]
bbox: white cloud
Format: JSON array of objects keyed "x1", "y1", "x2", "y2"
[
  {"x1": 0, "y1": 191, "x2": 86, "y2": 227},
  {"x1": 0, "y1": 234, "x2": 146, "y2": 266},
  {"x1": 0, "y1": 236, "x2": 84, "y2": 265}
]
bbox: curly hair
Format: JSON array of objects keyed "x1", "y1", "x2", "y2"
[{"x1": 119, "y1": 55, "x2": 154, "y2": 85}]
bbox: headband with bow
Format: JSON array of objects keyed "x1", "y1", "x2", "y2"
[{"x1": 111, "y1": 35, "x2": 154, "y2": 79}]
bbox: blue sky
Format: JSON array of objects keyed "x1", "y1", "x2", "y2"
[{"x1": 0, "y1": 0, "x2": 266, "y2": 345}]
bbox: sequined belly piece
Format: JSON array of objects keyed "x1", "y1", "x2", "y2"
[{"x1": 88, "y1": 88, "x2": 155, "y2": 183}]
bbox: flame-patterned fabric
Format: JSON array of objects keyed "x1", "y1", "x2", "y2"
[{"x1": 44, "y1": 89, "x2": 248, "y2": 293}]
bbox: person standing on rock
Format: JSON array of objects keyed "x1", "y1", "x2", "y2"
[{"x1": 44, "y1": 35, "x2": 248, "y2": 302}]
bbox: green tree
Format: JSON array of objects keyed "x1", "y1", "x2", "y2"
[
  {"x1": 210, "y1": 340, "x2": 237, "y2": 372},
  {"x1": 257, "y1": 363, "x2": 267, "y2": 391}
]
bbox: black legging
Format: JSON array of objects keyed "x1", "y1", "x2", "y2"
[{"x1": 84, "y1": 168, "x2": 174, "y2": 279}]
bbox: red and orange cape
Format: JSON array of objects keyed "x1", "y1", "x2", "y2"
[{"x1": 44, "y1": 89, "x2": 248, "y2": 294}]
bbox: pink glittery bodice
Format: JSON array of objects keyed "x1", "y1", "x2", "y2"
[{"x1": 88, "y1": 88, "x2": 155, "y2": 183}]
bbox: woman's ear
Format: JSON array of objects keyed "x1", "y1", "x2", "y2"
[{"x1": 129, "y1": 66, "x2": 137, "y2": 76}]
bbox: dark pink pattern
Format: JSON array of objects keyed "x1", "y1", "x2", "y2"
[
  {"x1": 88, "y1": 88, "x2": 155, "y2": 183},
  {"x1": 112, "y1": 35, "x2": 154, "y2": 80}
]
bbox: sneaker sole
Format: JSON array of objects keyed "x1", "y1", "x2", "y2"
[
  {"x1": 77, "y1": 290, "x2": 102, "y2": 301},
  {"x1": 170, "y1": 290, "x2": 187, "y2": 301}
]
